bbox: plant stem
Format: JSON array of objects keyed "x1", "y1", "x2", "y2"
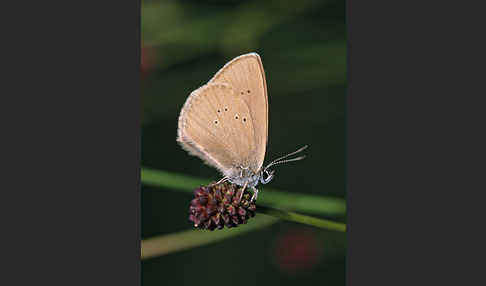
[
  {"x1": 141, "y1": 206, "x2": 345, "y2": 261},
  {"x1": 257, "y1": 205, "x2": 346, "y2": 232},
  {"x1": 141, "y1": 216, "x2": 278, "y2": 260}
]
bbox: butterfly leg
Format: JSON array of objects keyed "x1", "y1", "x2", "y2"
[
  {"x1": 213, "y1": 176, "x2": 228, "y2": 186},
  {"x1": 238, "y1": 182, "x2": 248, "y2": 202},
  {"x1": 250, "y1": 187, "x2": 259, "y2": 202}
]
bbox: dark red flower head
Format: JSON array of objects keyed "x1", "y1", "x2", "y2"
[{"x1": 188, "y1": 182, "x2": 257, "y2": 230}]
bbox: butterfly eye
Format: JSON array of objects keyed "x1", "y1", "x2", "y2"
[
  {"x1": 235, "y1": 115, "x2": 239, "y2": 119},
  {"x1": 243, "y1": 118, "x2": 246, "y2": 122},
  {"x1": 247, "y1": 90, "x2": 250, "y2": 93},
  {"x1": 214, "y1": 120, "x2": 218, "y2": 124}
]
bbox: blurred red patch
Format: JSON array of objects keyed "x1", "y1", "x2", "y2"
[
  {"x1": 272, "y1": 228, "x2": 323, "y2": 274},
  {"x1": 141, "y1": 45, "x2": 155, "y2": 79}
]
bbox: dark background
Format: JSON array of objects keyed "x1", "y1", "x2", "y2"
[
  {"x1": 3, "y1": 1, "x2": 484, "y2": 286},
  {"x1": 141, "y1": 0, "x2": 346, "y2": 285}
]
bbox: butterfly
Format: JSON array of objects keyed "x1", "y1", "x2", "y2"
[{"x1": 177, "y1": 53, "x2": 307, "y2": 202}]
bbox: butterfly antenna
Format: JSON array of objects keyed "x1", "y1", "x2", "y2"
[
  {"x1": 264, "y1": 145, "x2": 308, "y2": 172},
  {"x1": 268, "y1": 145, "x2": 308, "y2": 164}
]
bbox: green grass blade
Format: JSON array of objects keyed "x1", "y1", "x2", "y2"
[
  {"x1": 141, "y1": 215, "x2": 278, "y2": 260},
  {"x1": 258, "y1": 206, "x2": 346, "y2": 232}
]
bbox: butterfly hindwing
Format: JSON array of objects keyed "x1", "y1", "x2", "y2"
[{"x1": 177, "y1": 83, "x2": 257, "y2": 178}]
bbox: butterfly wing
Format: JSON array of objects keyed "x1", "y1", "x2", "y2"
[
  {"x1": 208, "y1": 53, "x2": 268, "y2": 173},
  {"x1": 177, "y1": 83, "x2": 257, "y2": 178}
]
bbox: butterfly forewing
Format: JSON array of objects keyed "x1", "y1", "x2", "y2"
[
  {"x1": 208, "y1": 53, "x2": 268, "y2": 173},
  {"x1": 177, "y1": 83, "x2": 257, "y2": 177}
]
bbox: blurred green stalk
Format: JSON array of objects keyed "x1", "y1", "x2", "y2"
[
  {"x1": 258, "y1": 206, "x2": 346, "y2": 232},
  {"x1": 141, "y1": 210, "x2": 345, "y2": 260},
  {"x1": 141, "y1": 167, "x2": 346, "y2": 217},
  {"x1": 142, "y1": 215, "x2": 278, "y2": 260}
]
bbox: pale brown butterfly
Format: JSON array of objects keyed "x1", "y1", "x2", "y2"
[{"x1": 177, "y1": 52, "x2": 307, "y2": 201}]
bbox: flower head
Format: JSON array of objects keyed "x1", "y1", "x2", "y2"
[{"x1": 188, "y1": 182, "x2": 257, "y2": 230}]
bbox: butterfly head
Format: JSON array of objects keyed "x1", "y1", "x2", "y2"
[{"x1": 259, "y1": 169, "x2": 275, "y2": 185}]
